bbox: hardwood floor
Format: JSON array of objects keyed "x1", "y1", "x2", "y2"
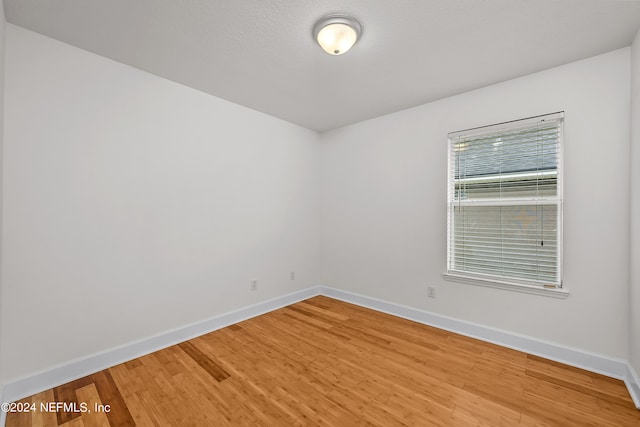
[{"x1": 6, "y1": 296, "x2": 640, "y2": 426}]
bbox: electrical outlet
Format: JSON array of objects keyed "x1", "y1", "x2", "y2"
[
  {"x1": 427, "y1": 286, "x2": 436, "y2": 298},
  {"x1": 250, "y1": 279, "x2": 258, "y2": 291},
  {"x1": 290, "y1": 271, "x2": 295, "y2": 280}
]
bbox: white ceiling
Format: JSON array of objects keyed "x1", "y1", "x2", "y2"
[{"x1": 4, "y1": 0, "x2": 640, "y2": 132}]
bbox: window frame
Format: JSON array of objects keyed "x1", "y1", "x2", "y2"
[{"x1": 444, "y1": 112, "x2": 568, "y2": 298}]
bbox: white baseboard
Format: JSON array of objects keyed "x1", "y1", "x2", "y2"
[
  {"x1": 3, "y1": 284, "x2": 639, "y2": 420},
  {"x1": 1, "y1": 286, "x2": 321, "y2": 407},
  {"x1": 319, "y1": 286, "x2": 639, "y2": 408},
  {"x1": 626, "y1": 364, "x2": 640, "y2": 409}
]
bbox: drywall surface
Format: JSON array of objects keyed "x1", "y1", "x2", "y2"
[
  {"x1": 630, "y1": 28, "x2": 640, "y2": 376},
  {"x1": 320, "y1": 48, "x2": 631, "y2": 359},
  {"x1": 1, "y1": 24, "x2": 320, "y2": 383},
  {"x1": 0, "y1": 0, "x2": 6, "y2": 389}
]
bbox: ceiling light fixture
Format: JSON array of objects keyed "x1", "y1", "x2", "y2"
[{"x1": 313, "y1": 14, "x2": 362, "y2": 56}]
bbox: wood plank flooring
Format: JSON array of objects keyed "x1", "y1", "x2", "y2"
[{"x1": 6, "y1": 296, "x2": 640, "y2": 426}]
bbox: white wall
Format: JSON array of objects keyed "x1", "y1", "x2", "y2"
[
  {"x1": 0, "y1": 0, "x2": 6, "y2": 389},
  {"x1": 320, "y1": 48, "x2": 631, "y2": 359},
  {"x1": 630, "y1": 28, "x2": 640, "y2": 376},
  {"x1": 0, "y1": 24, "x2": 320, "y2": 383}
]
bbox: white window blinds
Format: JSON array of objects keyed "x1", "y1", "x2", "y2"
[{"x1": 447, "y1": 112, "x2": 563, "y2": 288}]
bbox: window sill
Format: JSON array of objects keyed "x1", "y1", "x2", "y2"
[{"x1": 442, "y1": 272, "x2": 569, "y2": 299}]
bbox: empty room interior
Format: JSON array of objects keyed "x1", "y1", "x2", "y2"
[{"x1": 1, "y1": 0, "x2": 640, "y2": 425}]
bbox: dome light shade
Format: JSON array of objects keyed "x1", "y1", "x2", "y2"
[{"x1": 313, "y1": 15, "x2": 362, "y2": 55}]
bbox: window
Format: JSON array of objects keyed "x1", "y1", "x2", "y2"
[{"x1": 446, "y1": 112, "x2": 564, "y2": 292}]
